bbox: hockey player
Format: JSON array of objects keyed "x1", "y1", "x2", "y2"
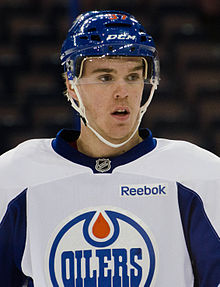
[{"x1": 0, "y1": 10, "x2": 220, "y2": 286}]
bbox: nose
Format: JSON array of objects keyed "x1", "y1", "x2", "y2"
[{"x1": 113, "y1": 79, "x2": 129, "y2": 99}]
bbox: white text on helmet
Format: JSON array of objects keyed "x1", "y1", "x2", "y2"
[{"x1": 106, "y1": 34, "x2": 136, "y2": 41}]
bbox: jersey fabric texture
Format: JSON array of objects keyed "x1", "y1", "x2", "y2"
[{"x1": 0, "y1": 128, "x2": 219, "y2": 286}]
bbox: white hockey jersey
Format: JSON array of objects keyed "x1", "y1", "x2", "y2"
[{"x1": 0, "y1": 129, "x2": 220, "y2": 286}]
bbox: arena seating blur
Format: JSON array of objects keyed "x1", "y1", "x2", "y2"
[{"x1": 0, "y1": 0, "x2": 219, "y2": 156}]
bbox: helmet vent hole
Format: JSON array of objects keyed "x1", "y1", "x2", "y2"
[
  {"x1": 141, "y1": 36, "x2": 147, "y2": 42},
  {"x1": 80, "y1": 36, "x2": 88, "y2": 40},
  {"x1": 91, "y1": 35, "x2": 101, "y2": 41},
  {"x1": 108, "y1": 46, "x2": 113, "y2": 51},
  {"x1": 130, "y1": 46, "x2": 135, "y2": 52},
  {"x1": 105, "y1": 23, "x2": 131, "y2": 28},
  {"x1": 87, "y1": 27, "x2": 97, "y2": 32}
]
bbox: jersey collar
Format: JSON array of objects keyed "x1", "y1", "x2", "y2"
[{"x1": 52, "y1": 129, "x2": 157, "y2": 173}]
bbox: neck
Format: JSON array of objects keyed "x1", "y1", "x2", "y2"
[{"x1": 76, "y1": 124, "x2": 143, "y2": 158}]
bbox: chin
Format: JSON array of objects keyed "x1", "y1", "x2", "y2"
[
  {"x1": 106, "y1": 130, "x2": 134, "y2": 143},
  {"x1": 98, "y1": 122, "x2": 137, "y2": 142}
]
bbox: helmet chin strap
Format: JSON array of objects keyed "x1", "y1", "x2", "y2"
[{"x1": 69, "y1": 79, "x2": 157, "y2": 148}]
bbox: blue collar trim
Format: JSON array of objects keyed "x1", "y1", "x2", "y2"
[{"x1": 52, "y1": 129, "x2": 157, "y2": 173}]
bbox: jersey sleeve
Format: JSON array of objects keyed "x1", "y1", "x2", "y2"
[
  {"x1": 178, "y1": 183, "x2": 220, "y2": 286},
  {"x1": 0, "y1": 189, "x2": 33, "y2": 286}
]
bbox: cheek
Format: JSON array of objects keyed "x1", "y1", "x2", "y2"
[
  {"x1": 77, "y1": 85, "x2": 94, "y2": 107},
  {"x1": 132, "y1": 87, "x2": 143, "y2": 106},
  {"x1": 78, "y1": 86, "x2": 107, "y2": 118}
]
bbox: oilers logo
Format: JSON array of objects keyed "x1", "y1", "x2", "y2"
[{"x1": 46, "y1": 207, "x2": 157, "y2": 286}]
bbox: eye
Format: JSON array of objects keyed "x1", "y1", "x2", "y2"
[
  {"x1": 98, "y1": 74, "x2": 114, "y2": 82},
  {"x1": 126, "y1": 73, "x2": 141, "y2": 82}
]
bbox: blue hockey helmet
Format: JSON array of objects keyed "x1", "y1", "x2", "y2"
[{"x1": 60, "y1": 10, "x2": 160, "y2": 85}]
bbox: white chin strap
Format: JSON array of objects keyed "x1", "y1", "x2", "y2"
[{"x1": 69, "y1": 79, "x2": 157, "y2": 148}]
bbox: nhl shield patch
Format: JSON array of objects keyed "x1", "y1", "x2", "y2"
[{"x1": 95, "y1": 158, "x2": 111, "y2": 173}]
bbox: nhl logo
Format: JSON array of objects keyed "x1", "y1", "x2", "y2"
[{"x1": 95, "y1": 158, "x2": 111, "y2": 173}]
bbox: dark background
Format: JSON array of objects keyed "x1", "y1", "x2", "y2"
[{"x1": 0, "y1": 0, "x2": 219, "y2": 156}]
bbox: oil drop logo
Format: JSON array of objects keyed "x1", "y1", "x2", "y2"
[
  {"x1": 46, "y1": 207, "x2": 157, "y2": 287},
  {"x1": 92, "y1": 213, "x2": 110, "y2": 237}
]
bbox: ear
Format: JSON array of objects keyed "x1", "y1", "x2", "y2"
[{"x1": 65, "y1": 75, "x2": 78, "y2": 101}]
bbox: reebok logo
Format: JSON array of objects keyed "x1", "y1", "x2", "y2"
[{"x1": 120, "y1": 184, "x2": 167, "y2": 197}]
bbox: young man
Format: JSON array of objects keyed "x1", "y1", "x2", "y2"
[{"x1": 0, "y1": 10, "x2": 220, "y2": 286}]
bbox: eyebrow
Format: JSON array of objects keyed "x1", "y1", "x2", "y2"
[
  {"x1": 132, "y1": 64, "x2": 144, "y2": 71},
  {"x1": 91, "y1": 64, "x2": 144, "y2": 74},
  {"x1": 91, "y1": 68, "x2": 115, "y2": 74}
]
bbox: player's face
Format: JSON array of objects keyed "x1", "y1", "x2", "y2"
[{"x1": 74, "y1": 57, "x2": 145, "y2": 143}]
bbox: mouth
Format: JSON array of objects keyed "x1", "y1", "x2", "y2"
[
  {"x1": 112, "y1": 109, "x2": 129, "y2": 115},
  {"x1": 111, "y1": 107, "x2": 130, "y2": 120}
]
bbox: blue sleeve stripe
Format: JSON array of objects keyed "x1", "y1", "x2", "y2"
[
  {"x1": 0, "y1": 189, "x2": 33, "y2": 285},
  {"x1": 177, "y1": 182, "x2": 220, "y2": 286}
]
